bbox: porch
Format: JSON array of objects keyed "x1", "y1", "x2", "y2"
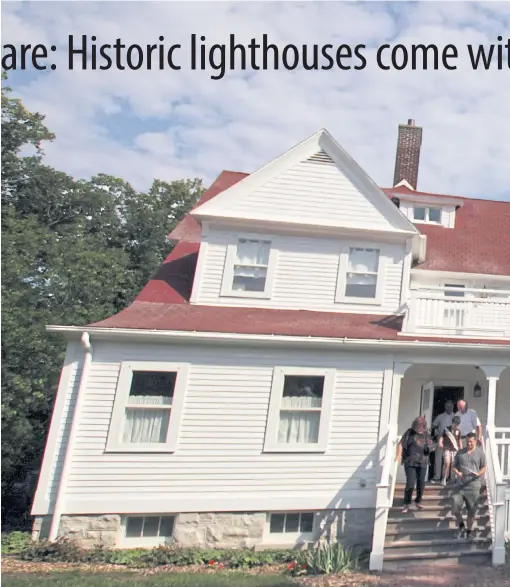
[
  {"x1": 403, "y1": 285, "x2": 510, "y2": 339},
  {"x1": 370, "y1": 361, "x2": 510, "y2": 571}
]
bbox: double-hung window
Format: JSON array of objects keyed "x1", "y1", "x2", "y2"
[
  {"x1": 264, "y1": 367, "x2": 335, "y2": 453},
  {"x1": 336, "y1": 245, "x2": 384, "y2": 304},
  {"x1": 106, "y1": 362, "x2": 188, "y2": 452},
  {"x1": 221, "y1": 236, "x2": 277, "y2": 298},
  {"x1": 412, "y1": 206, "x2": 441, "y2": 223}
]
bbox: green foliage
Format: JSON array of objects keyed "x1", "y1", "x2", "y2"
[
  {"x1": 13, "y1": 536, "x2": 302, "y2": 570},
  {"x1": 302, "y1": 541, "x2": 357, "y2": 575},
  {"x1": 1, "y1": 531, "x2": 32, "y2": 554},
  {"x1": 0, "y1": 76, "x2": 204, "y2": 529}
]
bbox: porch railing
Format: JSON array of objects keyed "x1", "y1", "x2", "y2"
[
  {"x1": 369, "y1": 426, "x2": 399, "y2": 572},
  {"x1": 495, "y1": 428, "x2": 510, "y2": 481},
  {"x1": 485, "y1": 427, "x2": 507, "y2": 565},
  {"x1": 404, "y1": 286, "x2": 510, "y2": 339}
]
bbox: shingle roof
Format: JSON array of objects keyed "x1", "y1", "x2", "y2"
[
  {"x1": 89, "y1": 171, "x2": 510, "y2": 346},
  {"x1": 385, "y1": 185, "x2": 510, "y2": 276}
]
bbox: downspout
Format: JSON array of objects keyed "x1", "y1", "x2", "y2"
[{"x1": 48, "y1": 332, "x2": 93, "y2": 541}]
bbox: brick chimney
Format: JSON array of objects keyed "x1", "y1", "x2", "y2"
[{"x1": 393, "y1": 119, "x2": 423, "y2": 190}]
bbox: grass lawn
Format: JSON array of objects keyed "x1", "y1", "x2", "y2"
[{"x1": 1, "y1": 573, "x2": 299, "y2": 587}]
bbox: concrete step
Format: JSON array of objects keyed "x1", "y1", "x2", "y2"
[
  {"x1": 383, "y1": 537, "x2": 491, "y2": 556},
  {"x1": 383, "y1": 550, "x2": 492, "y2": 570},
  {"x1": 385, "y1": 526, "x2": 491, "y2": 543},
  {"x1": 388, "y1": 504, "x2": 489, "y2": 520}
]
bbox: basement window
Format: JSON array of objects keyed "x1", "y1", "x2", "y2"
[
  {"x1": 412, "y1": 206, "x2": 442, "y2": 224},
  {"x1": 123, "y1": 515, "x2": 175, "y2": 547},
  {"x1": 266, "y1": 512, "x2": 316, "y2": 543}
]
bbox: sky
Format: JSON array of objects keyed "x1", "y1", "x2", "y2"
[{"x1": 3, "y1": 1, "x2": 510, "y2": 201}]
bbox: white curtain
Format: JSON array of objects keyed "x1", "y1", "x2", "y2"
[
  {"x1": 236, "y1": 240, "x2": 270, "y2": 266},
  {"x1": 348, "y1": 248, "x2": 378, "y2": 273},
  {"x1": 122, "y1": 395, "x2": 171, "y2": 443},
  {"x1": 278, "y1": 396, "x2": 321, "y2": 444}
]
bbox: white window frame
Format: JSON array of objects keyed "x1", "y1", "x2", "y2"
[
  {"x1": 264, "y1": 511, "x2": 317, "y2": 545},
  {"x1": 106, "y1": 361, "x2": 189, "y2": 453},
  {"x1": 263, "y1": 366, "x2": 335, "y2": 453},
  {"x1": 118, "y1": 514, "x2": 175, "y2": 548},
  {"x1": 412, "y1": 205, "x2": 442, "y2": 224},
  {"x1": 220, "y1": 233, "x2": 278, "y2": 299},
  {"x1": 335, "y1": 244, "x2": 385, "y2": 305}
]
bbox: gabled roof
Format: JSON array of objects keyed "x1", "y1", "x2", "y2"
[
  {"x1": 190, "y1": 129, "x2": 419, "y2": 235},
  {"x1": 385, "y1": 186, "x2": 510, "y2": 276}
]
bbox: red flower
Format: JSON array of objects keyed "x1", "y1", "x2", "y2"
[
  {"x1": 219, "y1": 563, "x2": 225, "y2": 569},
  {"x1": 208, "y1": 560, "x2": 215, "y2": 566}
]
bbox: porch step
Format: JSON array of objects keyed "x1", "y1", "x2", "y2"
[
  {"x1": 392, "y1": 495, "x2": 486, "y2": 508},
  {"x1": 385, "y1": 526, "x2": 490, "y2": 543},
  {"x1": 383, "y1": 537, "x2": 491, "y2": 557},
  {"x1": 383, "y1": 550, "x2": 492, "y2": 570},
  {"x1": 388, "y1": 504, "x2": 489, "y2": 519},
  {"x1": 383, "y1": 482, "x2": 492, "y2": 568}
]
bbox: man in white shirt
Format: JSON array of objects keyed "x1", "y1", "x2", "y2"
[
  {"x1": 432, "y1": 400, "x2": 454, "y2": 482},
  {"x1": 457, "y1": 400, "x2": 482, "y2": 448}
]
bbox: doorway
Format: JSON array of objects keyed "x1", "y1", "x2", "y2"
[
  {"x1": 429, "y1": 385, "x2": 465, "y2": 479},
  {"x1": 431, "y1": 385, "x2": 464, "y2": 423}
]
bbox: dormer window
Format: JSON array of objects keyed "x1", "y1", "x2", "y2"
[{"x1": 412, "y1": 206, "x2": 442, "y2": 224}]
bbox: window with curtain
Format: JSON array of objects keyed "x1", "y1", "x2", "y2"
[
  {"x1": 277, "y1": 375, "x2": 324, "y2": 444},
  {"x1": 232, "y1": 238, "x2": 271, "y2": 292},
  {"x1": 345, "y1": 247, "x2": 380, "y2": 298},
  {"x1": 122, "y1": 371, "x2": 176, "y2": 444}
]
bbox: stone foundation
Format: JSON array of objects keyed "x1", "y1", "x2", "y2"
[
  {"x1": 32, "y1": 508, "x2": 374, "y2": 550},
  {"x1": 32, "y1": 514, "x2": 121, "y2": 548}
]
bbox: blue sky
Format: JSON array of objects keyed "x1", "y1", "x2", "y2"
[{"x1": 3, "y1": 1, "x2": 510, "y2": 201}]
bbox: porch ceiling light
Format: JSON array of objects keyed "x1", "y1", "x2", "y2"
[{"x1": 473, "y1": 382, "x2": 482, "y2": 397}]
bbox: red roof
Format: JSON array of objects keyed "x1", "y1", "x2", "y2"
[
  {"x1": 88, "y1": 171, "x2": 510, "y2": 346},
  {"x1": 168, "y1": 171, "x2": 248, "y2": 243},
  {"x1": 385, "y1": 186, "x2": 510, "y2": 276}
]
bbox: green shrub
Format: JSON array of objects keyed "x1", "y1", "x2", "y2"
[
  {"x1": 20, "y1": 537, "x2": 85, "y2": 562},
  {"x1": 1, "y1": 532, "x2": 32, "y2": 555},
  {"x1": 303, "y1": 541, "x2": 357, "y2": 575}
]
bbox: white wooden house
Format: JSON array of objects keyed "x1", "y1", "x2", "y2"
[{"x1": 31, "y1": 121, "x2": 510, "y2": 570}]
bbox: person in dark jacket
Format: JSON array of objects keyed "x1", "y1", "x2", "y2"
[{"x1": 395, "y1": 416, "x2": 435, "y2": 513}]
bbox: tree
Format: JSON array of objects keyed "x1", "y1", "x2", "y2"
[{"x1": 1, "y1": 77, "x2": 203, "y2": 528}]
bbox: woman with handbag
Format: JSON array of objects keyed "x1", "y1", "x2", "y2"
[{"x1": 395, "y1": 416, "x2": 435, "y2": 513}]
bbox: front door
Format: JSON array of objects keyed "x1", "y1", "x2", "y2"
[{"x1": 420, "y1": 381, "x2": 434, "y2": 431}]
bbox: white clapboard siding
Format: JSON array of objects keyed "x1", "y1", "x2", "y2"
[
  {"x1": 41, "y1": 342, "x2": 389, "y2": 515},
  {"x1": 225, "y1": 151, "x2": 397, "y2": 231},
  {"x1": 196, "y1": 228, "x2": 405, "y2": 313}
]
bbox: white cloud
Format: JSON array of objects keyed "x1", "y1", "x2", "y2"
[{"x1": 3, "y1": 1, "x2": 510, "y2": 201}]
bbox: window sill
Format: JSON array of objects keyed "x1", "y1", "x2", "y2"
[
  {"x1": 263, "y1": 445, "x2": 327, "y2": 454},
  {"x1": 220, "y1": 289, "x2": 272, "y2": 299},
  {"x1": 335, "y1": 296, "x2": 383, "y2": 305},
  {"x1": 104, "y1": 445, "x2": 176, "y2": 454}
]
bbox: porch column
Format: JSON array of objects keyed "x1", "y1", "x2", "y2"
[
  {"x1": 480, "y1": 366, "x2": 506, "y2": 430},
  {"x1": 389, "y1": 363, "x2": 411, "y2": 431}
]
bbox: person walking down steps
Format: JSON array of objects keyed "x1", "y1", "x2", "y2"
[
  {"x1": 431, "y1": 400, "x2": 454, "y2": 483},
  {"x1": 396, "y1": 416, "x2": 435, "y2": 514},
  {"x1": 451, "y1": 432, "x2": 487, "y2": 539},
  {"x1": 438, "y1": 415, "x2": 462, "y2": 485}
]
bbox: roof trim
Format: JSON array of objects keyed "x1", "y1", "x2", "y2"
[
  {"x1": 46, "y1": 325, "x2": 510, "y2": 351},
  {"x1": 191, "y1": 129, "x2": 420, "y2": 235}
]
